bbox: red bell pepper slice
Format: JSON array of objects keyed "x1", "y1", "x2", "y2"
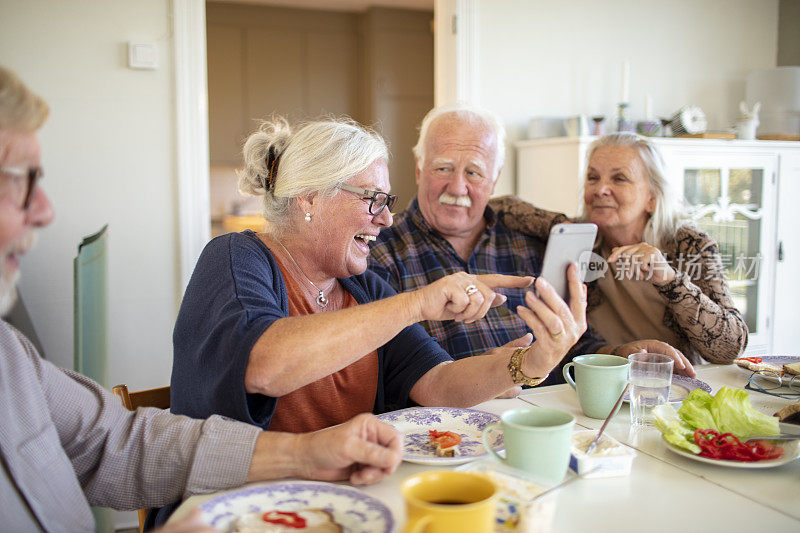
[
  {"x1": 262, "y1": 511, "x2": 307, "y2": 528},
  {"x1": 739, "y1": 357, "x2": 763, "y2": 364},
  {"x1": 693, "y1": 429, "x2": 784, "y2": 462}
]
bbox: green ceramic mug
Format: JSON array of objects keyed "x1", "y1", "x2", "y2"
[
  {"x1": 562, "y1": 354, "x2": 630, "y2": 419},
  {"x1": 481, "y1": 407, "x2": 575, "y2": 482}
]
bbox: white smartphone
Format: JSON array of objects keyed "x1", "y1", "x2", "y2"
[{"x1": 539, "y1": 223, "x2": 598, "y2": 300}]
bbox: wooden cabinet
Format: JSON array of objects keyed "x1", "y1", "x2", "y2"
[
  {"x1": 206, "y1": 24, "x2": 246, "y2": 166},
  {"x1": 515, "y1": 137, "x2": 800, "y2": 355},
  {"x1": 206, "y1": 4, "x2": 359, "y2": 165}
]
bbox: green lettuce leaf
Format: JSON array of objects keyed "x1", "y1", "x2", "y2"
[
  {"x1": 653, "y1": 404, "x2": 701, "y2": 454},
  {"x1": 677, "y1": 389, "x2": 718, "y2": 431},
  {"x1": 708, "y1": 387, "x2": 779, "y2": 438}
]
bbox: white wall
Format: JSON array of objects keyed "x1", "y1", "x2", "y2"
[
  {"x1": 0, "y1": 0, "x2": 180, "y2": 393},
  {"x1": 469, "y1": 0, "x2": 780, "y2": 195}
]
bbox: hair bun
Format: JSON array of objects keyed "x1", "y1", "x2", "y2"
[{"x1": 238, "y1": 117, "x2": 292, "y2": 196}]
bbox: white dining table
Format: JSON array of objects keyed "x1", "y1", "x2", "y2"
[{"x1": 170, "y1": 364, "x2": 800, "y2": 532}]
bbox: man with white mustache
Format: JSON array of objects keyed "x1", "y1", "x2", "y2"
[{"x1": 369, "y1": 104, "x2": 688, "y2": 387}]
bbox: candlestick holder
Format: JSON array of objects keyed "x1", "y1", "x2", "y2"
[
  {"x1": 617, "y1": 102, "x2": 634, "y2": 133},
  {"x1": 592, "y1": 116, "x2": 606, "y2": 136}
]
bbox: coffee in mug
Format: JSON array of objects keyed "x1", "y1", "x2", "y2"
[{"x1": 401, "y1": 470, "x2": 497, "y2": 533}]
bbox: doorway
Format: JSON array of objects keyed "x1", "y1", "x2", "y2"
[{"x1": 205, "y1": 1, "x2": 434, "y2": 236}]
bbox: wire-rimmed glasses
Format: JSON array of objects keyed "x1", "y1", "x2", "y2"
[
  {"x1": 745, "y1": 370, "x2": 800, "y2": 399},
  {"x1": 0, "y1": 165, "x2": 43, "y2": 209},
  {"x1": 337, "y1": 184, "x2": 397, "y2": 216}
]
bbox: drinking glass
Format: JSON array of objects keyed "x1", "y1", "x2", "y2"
[{"x1": 629, "y1": 353, "x2": 673, "y2": 427}]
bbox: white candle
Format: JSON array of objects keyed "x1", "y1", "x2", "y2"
[
  {"x1": 621, "y1": 61, "x2": 630, "y2": 103},
  {"x1": 645, "y1": 93, "x2": 653, "y2": 120}
]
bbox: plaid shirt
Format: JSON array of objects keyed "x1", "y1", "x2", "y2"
[{"x1": 368, "y1": 198, "x2": 606, "y2": 386}]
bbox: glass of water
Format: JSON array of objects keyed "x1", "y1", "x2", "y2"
[{"x1": 629, "y1": 353, "x2": 673, "y2": 428}]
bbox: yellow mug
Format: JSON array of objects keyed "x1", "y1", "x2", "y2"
[{"x1": 401, "y1": 470, "x2": 497, "y2": 533}]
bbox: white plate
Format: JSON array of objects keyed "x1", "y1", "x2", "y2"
[
  {"x1": 661, "y1": 437, "x2": 800, "y2": 469},
  {"x1": 734, "y1": 355, "x2": 800, "y2": 384},
  {"x1": 623, "y1": 374, "x2": 712, "y2": 403},
  {"x1": 198, "y1": 481, "x2": 394, "y2": 532},
  {"x1": 377, "y1": 407, "x2": 503, "y2": 465}
]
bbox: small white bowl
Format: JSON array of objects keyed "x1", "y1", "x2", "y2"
[
  {"x1": 457, "y1": 458, "x2": 558, "y2": 532},
  {"x1": 570, "y1": 430, "x2": 636, "y2": 478}
]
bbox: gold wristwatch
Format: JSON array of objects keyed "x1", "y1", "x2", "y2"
[{"x1": 508, "y1": 347, "x2": 548, "y2": 386}]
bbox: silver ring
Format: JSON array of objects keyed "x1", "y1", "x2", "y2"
[{"x1": 465, "y1": 284, "x2": 479, "y2": 296}]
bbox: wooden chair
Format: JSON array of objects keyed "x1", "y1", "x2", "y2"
[{"x1": 112, "y1": 384, "x2": 171, "y2": 533}]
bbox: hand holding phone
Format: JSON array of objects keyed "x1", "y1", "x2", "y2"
[{"x1": 539, "y1": 223, "x2": 598, "y2": 300}]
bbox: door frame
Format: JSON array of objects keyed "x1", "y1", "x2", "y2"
[
  {"x1": 173, "y1": 0, "x2": 477, "y2": 289},
  {"x1": 173, "y1": 0, "x2": 211, "y2": 291}
]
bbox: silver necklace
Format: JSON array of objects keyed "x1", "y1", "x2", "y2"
[{"x1": 275, "y1": 239, "x2": 335, "y2": 308}]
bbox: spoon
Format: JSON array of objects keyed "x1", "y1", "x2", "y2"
[{"x1": 586, "y1": 383, "x2": 630, "y2": 456}]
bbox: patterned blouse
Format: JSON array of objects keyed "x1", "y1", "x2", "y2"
[{"x1": 489, "y1": 196, "x2": 748, "y2": 364}]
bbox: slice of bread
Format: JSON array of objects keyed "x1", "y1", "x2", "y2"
[
  {"x1": 783, "y1": 362, "x2": 800, "y2": 376},
  {"x1": 734, "y1": 358, "x2": 783, "y2": 376},
  {"x1": 432, "y1": 439, "x2": 460, "y2": 457},
  {"x1": 774, "y1": 402, "x2": 800, "y2": 425}
]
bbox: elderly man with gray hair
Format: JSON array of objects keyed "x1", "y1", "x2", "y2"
[{"x1": 368, "y1": 104, "x2": 694, "y2": 386}]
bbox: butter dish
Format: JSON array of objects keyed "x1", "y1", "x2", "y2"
[{"x1": 570, "y1": 430, "x2": 636, "y2": 478}]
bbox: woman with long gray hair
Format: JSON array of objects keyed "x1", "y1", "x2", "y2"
[{"x1": 493, "y1": 133, "x2": 747, "y2": 364}]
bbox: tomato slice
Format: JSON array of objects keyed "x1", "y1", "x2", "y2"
[
  {"x1": 429, "y1": 430, "x2": 462, "y2": 449},
  {"x1": 739, "y1": 357, "x2": 763, "y2": 364}
]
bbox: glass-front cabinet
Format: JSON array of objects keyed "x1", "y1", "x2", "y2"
[{"x1": 660, "y1": 150, "x2": 778, "y2": 354}]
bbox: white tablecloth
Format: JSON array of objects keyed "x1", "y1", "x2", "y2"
[{"x1": 170, "y1": 364, "x2": 800, "y2": 532}]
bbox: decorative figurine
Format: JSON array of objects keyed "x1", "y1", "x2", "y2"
[{"x1": 735, "y1": 101, "x2": 760, "y2": 140}]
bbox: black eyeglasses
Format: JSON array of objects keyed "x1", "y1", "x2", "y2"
[
  {"x1": 338, "y1": 184, "x2": 397, "y2": 216},
  {"x1": 0, "y1": 165, "x2": 43, "y2": 209},
  {"x1": 745, "y1": 370, "x2": 800, "y2": 400}
]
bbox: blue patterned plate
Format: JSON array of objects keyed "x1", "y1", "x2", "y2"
[
  {"x1": 198, "y1": 481, "x2": 394, "y2": 532},
  {"x1": 623, "y1": 374, "x2": 712, "y2": 403},
  {"x1": 377, "y1": 407, "x2": 503, "y2": 465}
]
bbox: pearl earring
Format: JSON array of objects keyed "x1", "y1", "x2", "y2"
[{"x1": 305, "y1": 212, "x2": 312, "y2": 222}]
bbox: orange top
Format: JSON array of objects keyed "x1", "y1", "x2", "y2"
[{"x1": 268, "y1": 257, "x2": 379, "y2": 433}]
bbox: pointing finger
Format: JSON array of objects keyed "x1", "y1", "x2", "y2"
[{"x1": 476, "y1": 273, "x2": 535, "y2": 290}]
